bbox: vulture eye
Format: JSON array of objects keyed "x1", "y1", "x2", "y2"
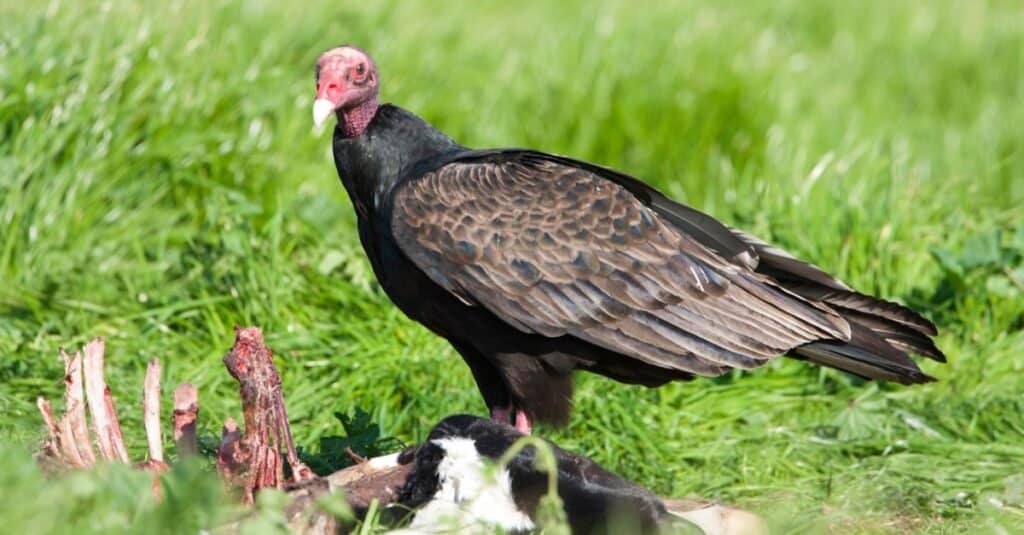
[{"x1": 355, "y1": 63, "x2": 366, "y2": 75}]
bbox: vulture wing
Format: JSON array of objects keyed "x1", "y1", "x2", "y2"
[
  {"x1": 389, "y1": 151, "x2": 853, "y2": 376},
  {"x1": 727, "y1": 228, "x2": 945, "y2": 362}
]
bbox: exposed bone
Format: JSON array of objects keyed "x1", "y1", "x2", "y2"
[
  {"x1": 143, "y1": 358, "x2": 164, "y2": 463},
  {"x1": 61, "y1": 349, "x2": 95, "y2": 466},
  {"x1": 36, "y1": 397, "x2": 63, "y2": 462},
  {"x1": 173, "y1": 383, "x2": 199, "y2": 457},
  {"x1": 221, "y1": 326, "x2": 315, "y2": 504},
  {"x1": 216, "y1": 417, "x2": 246, "y2": 491},
  {"x1": 36, "y1": 350, "x2": 96, "y2": 469},
  {"x1": 82, "y1": 338, "x2": 129, "y2": 463}
]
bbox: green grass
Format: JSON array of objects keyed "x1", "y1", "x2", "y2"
[{"x1": 2, "y1": 0, "x2": 1023, "y2": 532}]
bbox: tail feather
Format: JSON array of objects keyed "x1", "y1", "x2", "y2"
[
  {"x1": 792, "y1": 322, "x2": 936, "y2": 384},
  {"x1": 834, "y1": 307, "x2": 946, "y2": 362}
]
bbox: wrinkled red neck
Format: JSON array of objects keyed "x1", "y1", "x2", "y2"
[{"x1": 339, "y1": 95, "x2": 379, "y2": 138}]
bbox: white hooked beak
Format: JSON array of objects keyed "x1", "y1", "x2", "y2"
[{"x1": 312, "y1": 98, "x2": 336, "y2": 128}]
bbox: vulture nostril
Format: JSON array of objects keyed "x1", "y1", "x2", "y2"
[{"x1": 317, "y1": 81, "x2": 341, "y2": 93}]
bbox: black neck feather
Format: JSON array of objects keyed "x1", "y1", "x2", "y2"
[{"x1": 331, "y1": 104, "x2": 463, "y2": 220}]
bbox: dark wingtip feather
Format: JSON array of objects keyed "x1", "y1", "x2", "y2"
[
  {"x1": 886, "y1": 368, "x2": 937, "y2": 385},
  {"x1": 794, "y1": 344, "x2": 937, "y2": 385},
  {"x1": 812, "y1": 295, "x2": 946, "y2": 364},
  {"x1": 792, "y1": 323, "x2": 938, "y2": 385},
  {"x1": 889, "y1": 334, "x2": 947, "y2": 363}
]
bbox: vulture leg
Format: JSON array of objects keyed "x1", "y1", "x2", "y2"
[
  {"x1": 489, "y1": 405, "x2": 533, "y2": 434},
  {"x1": 513, "y1": 409, "x2": 532, "y2": 434}
]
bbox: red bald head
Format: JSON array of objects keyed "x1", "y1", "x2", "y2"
[{"x1": 313, "y1": 45, "x2": 380, "y2": 137}]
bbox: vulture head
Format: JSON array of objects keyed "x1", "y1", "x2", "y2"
[{"x1": 313, "y1": 45, "x2": 380, "y2": 135}]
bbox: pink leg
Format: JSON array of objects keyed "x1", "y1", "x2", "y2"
[
  {"x1": 513, "y1": 409, "x2": 532, "y2": 435},
  {"x1": 491, "y1": 406, "x2": 532, "y2": 434}
]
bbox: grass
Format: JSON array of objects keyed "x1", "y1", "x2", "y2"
[{"x1": 1, "y1": 0, "x2": 1023, "y2": 532}]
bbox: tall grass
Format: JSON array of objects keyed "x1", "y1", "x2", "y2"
[{"x1": 1, "y1": 0, "x2": 1022, "y2": 532}]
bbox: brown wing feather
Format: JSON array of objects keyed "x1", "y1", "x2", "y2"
[{"x1": 391, "y1": 157, "x2": 852, "y2": 376}]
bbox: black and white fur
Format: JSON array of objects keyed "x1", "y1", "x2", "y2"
[{"x1": 388, "y1": 415, "x2": 683, "y2": 534}]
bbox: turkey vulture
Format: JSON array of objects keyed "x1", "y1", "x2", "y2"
[{"x1": 313, "y1": 45, "x2": 945, "y2": 434}]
